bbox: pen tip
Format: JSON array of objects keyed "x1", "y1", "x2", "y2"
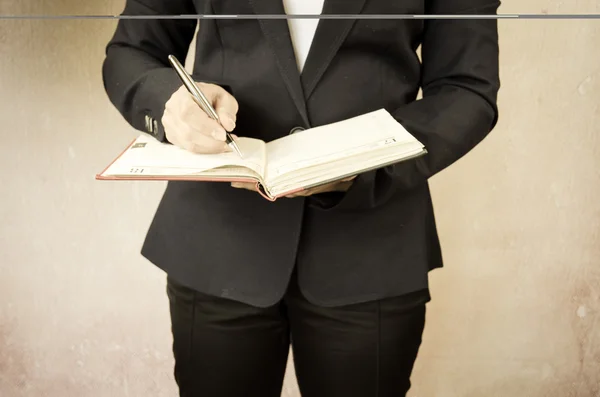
[{"x1": 229, "y1": 142, "x2": 243, "y2": 158}]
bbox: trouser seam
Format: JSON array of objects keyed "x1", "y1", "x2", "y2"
[
  {"x1": 188, "y1": 290, "x2": 197, "y2": 372},
  {"x1": 376, "y1": 301, "x2": 381, "y2": 397}
]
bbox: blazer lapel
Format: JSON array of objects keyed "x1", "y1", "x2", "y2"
[
  {"x1": 301, "y1": 0, "x2": 367, "y2": 99},
  {"x1": 249, "y1": 0, "x2": 310, "y2": 127}
]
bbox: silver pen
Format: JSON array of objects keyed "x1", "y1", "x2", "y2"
[{"x1": 168, "y1": 55, "x2": 243, "y2": 158}]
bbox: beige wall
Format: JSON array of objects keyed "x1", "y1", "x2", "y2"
[{"x1": 1, "y1": 1, "x2": 599, "y2": 396}]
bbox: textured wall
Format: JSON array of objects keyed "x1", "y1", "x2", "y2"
[{"x1": 0, "y1": 1, "x2": 599, "y2": 396}]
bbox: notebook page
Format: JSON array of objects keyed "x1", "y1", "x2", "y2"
[
  {"x1": 101, "y1": 135, "x2": 267, "y2": 178},
  {"x1": 266, "y1": 142, "x2": 425, "y2": 197},
  {"x1": 264, "y1": 109, "x2": 420, "y2": 181}
]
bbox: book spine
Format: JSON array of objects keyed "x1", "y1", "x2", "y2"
[{"x1": 256, "y1": 182, "x2": 277, "y2": 202}]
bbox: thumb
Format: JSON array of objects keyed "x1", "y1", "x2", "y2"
[{"x1": 212, "y1": 89, "x2": 239, "y2": 132}]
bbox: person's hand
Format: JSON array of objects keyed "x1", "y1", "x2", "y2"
[
  {"x1": 230, "y1": 181, "x2": 260, "y2": 192},
  {"x1": 162, "y1": 82, "x2": 238, "y2": 153},
  {"x1": 230, "y1": 176, "x2": 356, "y2": 197},
  {"x1": 285, "y1": 176, "x2": 356, "y2": 197}
]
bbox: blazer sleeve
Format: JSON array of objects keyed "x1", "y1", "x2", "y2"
[
  {"x1": 320, "y1": 0, "x2": 501, "y2": 211},
  {"x1": 102, "y1": 0, "x2": 211, "y2": 142}
]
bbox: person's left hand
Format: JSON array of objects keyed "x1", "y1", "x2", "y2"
[{"x1": 230, "y1": 176, "x2": 356, "y2": 198}]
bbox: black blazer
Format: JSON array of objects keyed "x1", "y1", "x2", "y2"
[{"x1": 102, "y1": 0, "x2": 500, "y2": 307}]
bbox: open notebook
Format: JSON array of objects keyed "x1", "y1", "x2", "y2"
[{"x1": 96, "y1": 109, "x2": 426, "y2": 201}]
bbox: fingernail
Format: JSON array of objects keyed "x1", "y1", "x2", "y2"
[
  {"x1": 217, "y1": 111, "x2": 235, "y2": 130},
  {"x1": 223, "y1": 118, "x2": 236, "y2": 131}
]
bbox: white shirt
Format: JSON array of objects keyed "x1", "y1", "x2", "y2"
[{"x1": 282, "y1": 0, "x2": 325, "y2": 73}]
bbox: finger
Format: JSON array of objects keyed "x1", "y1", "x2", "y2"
[
  {"x1": 167, "y1": 86, "x2": 216, "y2": 135},
  {"x1": 188, "y1": 133, "x2": 231, "y2": 154},
  {"x1": 286, "y1": 192, "x2": 310, "y2": 198},
  {"x1": 285, "y1": 181, "x2": 339, "y2": 198},
  {"x1": 286, "y1": 189, "x2": 314, "y2": 198},
  {"x1": 170, "y1": 111, "x2": 230, "y2": 154},
  {"x1": 212, "y1": 90, "x2": 239, "y2": 132},
  {"x1": 231, "y1": 182, "x2": 258, "y2": 191},
  {"x1": 179, "y1": 98, "x2": 228, "y2": 141}
]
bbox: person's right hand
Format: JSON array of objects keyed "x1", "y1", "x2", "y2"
[{"x1": 162, "y1": 82, "x2": 238, "y2": 154}]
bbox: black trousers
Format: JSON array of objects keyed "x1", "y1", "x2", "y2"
[{"x1": 166, "y1": 270, "x2": 429, "y2": 397}]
